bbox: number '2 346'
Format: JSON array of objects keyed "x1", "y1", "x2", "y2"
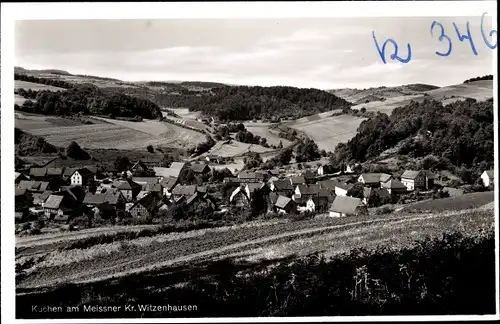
[{"x1": 373, "y1": 12, "x2": 497, "y2": 64}]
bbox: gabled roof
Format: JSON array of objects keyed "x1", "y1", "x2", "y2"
[
  {"x1": 160, "y1": 177, "x2": 178, "y2": 190},
  {"x1": 484, "y1": 170, "x2": 494, "y2": 179},
  {"x1": 359, "y1": 173, "x2": 392, "y2": 184},
  {"x1": 146, "y1": 183, "x2": 163, "y2": 192},
  {"x1": 185, "y1": 192, "x2": 200, "y2": 205},
  {"x1": 104, "y1": 189, "x2": 123, "y2": 205},
  {"x1": 15, "y1": 188, "x2": 28, "y2": 197},
  {"x1": 273, "y1": 179, "x2": 294, "y2": 191},
  {"x1": 43, "y1": 194, "x2": 65, "y2": 209},
  {"x1": 132, "y1": 177, "x2": 159, "y2": 185},
  {"x1": 30, "y1": 168, "x2": 47, "y2": 177},
  {"x1": 318, "y1": 179, "x2": 339, "y2": 191},
  {"x1": 290, "y1": 176, "x2": 306, "y2": 185},
  {"x1": 363, "y1": 187, "x2": 390, "y2": 199},
  {"x1": 275, "y1": 195, "x2": 295, "y2": 209},
  {"x1": 400, "y1": 170, "x2": 421, "y2": 180},
  {"x1": 73, "y1": 167, "x2": 95, "y2": 177},
  {"x1": 17, "y1": 180, "x2": 50, "y2": 192},
  {"x1": 47, "y1": 168, "x2": 64, "y2": 176},
  {"x1": 172, "y1": 184, "x2": 197, "y2": 196},
  {"x1": 113, "y1": 179, "x2": 142, "y2": 190},
  {"x1": 246, "y1": 182, "x2": 267, "y2": 194},
  {"x1": 335, "y1": 182, "x2": 354, "y2": 191},
  {"x1": 267, "y1": 169, "x2": 280, "y2": 176},
  {"x1": 131, "y1": 192, "x2": 160, "y2": 212},
  {"x1": 296, "y1": 184, "x2": 320, "y2": 195},
  {"x1": 269, "y1": 192, "x2": 279, "y2": 205},
  {"x1": 230, "y1": 186, "x2": 248, "y2": 202},
  {"x1": 329, "y1": 196, "x2": 364, "y2": 214},
  {"x1": 238, "y1": 171, "x2": 266, "y2": 180},
  {"x1": 63, "y1": 167, "x2": 79, "y2": 178},
  {"x1": 131, "y1": 160, "x2": 149, "y2": 171},
  {"x1": 303, "y1": 170, "x2": 316, "y2": 179},
  {"x1": 191, "y1": 163, "x2": 210, "y2": 173},
  {"x1": 318, "y1": 188, "x2": 331, "y2": 198},
  {"x1": 381, "y1": 178, "x2": 407, "y2": 190},
  {"x1": 154, "y1": 163, "x2": 186, "y2": 178},
  {"x1": 223, "y1": 177, "x2": 240, "y2": 184},
  {"x1": 83, "y1": 193, "x2": 107, "y2": 205}
]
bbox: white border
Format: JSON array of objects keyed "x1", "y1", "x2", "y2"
[{"x1": 1, "y1": 1, "x2": 498, "y2": 323}]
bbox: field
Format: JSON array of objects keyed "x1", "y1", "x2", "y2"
[
  {"x1": 244, "y1": 122, "x2": 292, "y2": 147},
  {"x1": 15, "y1": 113, "x2": 206, "y2": 150},
  {"x1": 15, "y1": 207, "x2": 494, "y2": 291},
  {"x1": 400, "y1": 191, "x2": 495, "y2": 213},
  {"x1": 285, "y1": 114, "x2": 366, "y2": 152},
  {"x1": 205, "y1": 140, "x2": 275, "y2": 158},
  {"x1": 14, "y1": 80, "x2": 66, "y2": 92},
  {"x1": 350, "y1": 80, "x2": 494, "y2": 114}
]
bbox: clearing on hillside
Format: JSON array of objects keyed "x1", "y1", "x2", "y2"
[
  {"x1": 401, "y1": 192, "x2": 495, "y2": 213},
  {"x1": 14, "y1": 80, "x2": 67, "y2": 92},
  {"x1": 206, "y1": 140, "x2": 275, "y2": 158},
  {"x1": 286, "y1": 114, "x2": 366, "y2": 152},
  {"x1": 244, "y1": 123, "x2": 292, "y2": 147}
]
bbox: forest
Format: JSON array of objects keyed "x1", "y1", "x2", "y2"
[
  {"x1": 463, "y1": 74, "x2": 493, "y2": 83},
  {"x1": 331, "y1": 98, "x2": 494, "y2": 172},
  {"x1": 15, "y1": 86, "x2": 163, "y2": 119},
  {"x1": 113, "y1": 85, "x2": 352, "y2": 121}
]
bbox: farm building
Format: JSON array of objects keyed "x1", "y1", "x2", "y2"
[
  {"x1": 229, "y1": 186, "x2": 250, "y2": 206},
  {"x1": 269, "y1": 179, "x2": 294, "y2": 197},
  {"x1": 154, "y1": 162, "x2": 187, "y2": 179},
  {"x1": 160, "y1": 177, "x2": 178, "y2": 197},
  {"x1": 190, "y1": 163, "x2": 211, "y2": 174},
  {"x1": 132, "y1": 177, "x2": 159, "y2": 190},
  {"x1": 29, "y1": 168, "x2": 48, "y2": 181},
  {"x1": 17, "y1": 180, "x2": 50, "y2": 193},
  {"x1": 328, "y1": 196, "x2": 367, "y2": 217},
  {"x1": 131, "y1": 160, "x2": 151, "y2": 176},
  {"x1": 318, "y1": 179, "x2": 339, "y2": 193},
  {"x1": 294, "y1": 184, "x2": 321, "y2": 199},
  {"x1": 400, "y1": 170, "x2": 435, "y2": 191},
  {"x1": 128, "y1": 192, "x2": 162, "y2": 219},
  {"x1": 274, "y1": 195, "x2": 297, "y2": 214},
  {"x1": 112, "y1": 179, "x2": 142, "y2": 201},
  {"x1": 357, "y1": 173, "x2": 392, "y2": 188},
  {"x1": 32, "y1": 191, "x2": 53, "y2": 206},
  {"x1": 43, "y1": 194, "x2": 75, "y2": 220},
  {"x1": 15, "y1": 188, "x2": 33, "y2": 211},
  {"x1": 70, "y1": 168, "x2": 95, "y2": 186},
  {"x1": 381, "y1": 179, "x2": 407, "y2": 195},
  {"x1": 46, "y1": 168, "x2": 64, "y2": 179},
  {"x1": 290, "y1": 176, "x2": 306, "y2": 186},
  {"x1": 62, "y1": 167, "x2": 79, "y2": 181},
  {"x1": 334, "y1": 183, "x2": 354, "y2": 197},
  {"x1": 59, "y1": 186, "x2": 87, "y2": 202},
  {"x1": 238, "y1": 171, "x2": 268, "y2": 183},
  {"x1": 303, "y1": 170, "x2": 316, "y2": 183},
  {"x1": 480, "y1": 170, "x2": 494, "y2": 188},
  {"x1": 171, "y1": 184, "x2": 197, "y2": 199},
  {"x1": 362, "y1": 187, "x2": 391, "y2": 205},
  {"x1": 246, "y1": 182, "x2": 270, "y2": 196}
]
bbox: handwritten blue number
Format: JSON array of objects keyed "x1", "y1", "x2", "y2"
[
  {"x1": 372, "y1": 31, "x2": 412, "y2": 64},
  {"x1": 481, "y1": 12, "x2": 497, "y2": 50},
  {"x1": 431, "y1": 21, "x2": 452, "y2": 57},
  {"x1": 453, "y1": 21, "x2": 478, "y2": 55}
]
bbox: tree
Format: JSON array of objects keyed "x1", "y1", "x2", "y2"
[
  {"x1": 65, "y1": 141, "x2": 90, "y2": 160},
  {"x1": 347, "y1": 183, "x2": 365, "y2": 199},
  {"x1": 278, "y1": 140, "x2": 283, "y2": 149},
  {"x1": 87, "y1": 178, "x2": 98, "y2": 194},
  {"x1": 115, "y1": 156, "x2": 130, "y2": 172},
  {"x1": 147, "y1": 145, "x2": 154, "y2": 153},
  {"x1": 244, "y1": 152, "x2": 263, "y2": 170},
  {"x1": 295, "y1": 138, "x2": 321, "y2": 163},
  {"x1": 276, "y1": 147, "x2": 293, "y2": 166}
]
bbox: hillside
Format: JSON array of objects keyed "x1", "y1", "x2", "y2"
[
  {"x1": 331, "y1": 98, "x2": 494, "y2": 171},
  {"x1": 330, "y1": 83, "x2": 440, "y2": 103},
  {"x1": 15, "y1": 127, "x2": 58, "y2": 156}
]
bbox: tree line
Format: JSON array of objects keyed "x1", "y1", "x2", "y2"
[{"x1": 463, "y1": 75, "x2": 493, "y2": 84}]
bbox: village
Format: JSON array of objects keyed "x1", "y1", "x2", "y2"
[{"x1": 14, "y1": 153, "x2": 495, "y2": 234}]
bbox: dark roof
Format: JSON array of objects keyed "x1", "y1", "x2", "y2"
[
  {"x1": 364, "y1": 187, "x2": 390, "y2": 199},
  {"x1": 30, "y1": 168, "x2": 47, "y2": 177},
  {"x1": 63, "y1": 167, "x2": 79, "y2": 177},
  {"x1": 185, "y1": 192, "x2": 200, "y2": 205},
  {"x1": 267, "y1": 169, "x2": 280, "y2": 176},
  {"x1": 131, "y1": 160, "x2": 149, "y2": 171},
  {"x1": 318, "y1": 188, "x2": 331, "y2": 198},
  {"x1": 335, "y1": 182, "x2": 354, "y2": 191},
  {"x1": 381, "y1": 179, "x2": 407, "y2": 190},
  {"x1": 17, "y1": 181, "x2": 50, "y2": 192},
  {"x1": 133, "y1": 192, "x2": 161, "y2": 211},
  {"x1": 400, "y1": 170, "x2": 421, "y2": 180},
  {"x1": 273, "y1": 179, "x2": 294, "y2": 191},
  {"x1": 303, "y1": 170, "x2": 316, "y2": 179},
  {"x1": 318, "y1": 180, "x2": 339, "y2": 191},
  {"x1": 15, "y1": 188, "x2": 27, "y2": 197},
  {"x1": 296, "y1": 184, "x2": 320, "y2": 195},
  {"x1": 275, "y1": 195, "x2": 294, "y2": 209},
  {"x1": 172, "y1": 184, "x2": 197, "y2": 196},
  {"x1": 359, "y1": 173, "x2": 392, "y2": 184},
  {"x1": 485, "y1": 170, "x2": 494, "y2": 178},
  {"x1": 329, "y1": 196, "x2": 364, "y2": 214},
  {"x1": 146, "y1": 183, "x2": 163, "y2": 192},
  {"x1": 132, "y1": 177, "x2": 159, "y2": 185},
  {"x1": 238, "y1": 171, "x2": 265, "y2": 180},
  {"x1": 191, "y1": 163, "x2": 210, "y2": 173},
  {"x1": 223, "y1": 177, "x2": 241, "y2": 184},
  {"x1": 269, "y1": 192, "x2": 279, "y2": 204},
  {"x1": 43, "y1": 195, "x2": 64, "y2": 209},
  {"x1": 246, "y1": 182, "x2": 267, "y2": 194},
  {"x1": 83, "y1": 193, "x2": 106, "y2": 205}
]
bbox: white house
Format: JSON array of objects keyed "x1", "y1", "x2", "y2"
[
  {"x1": 334, "y1": 183, "x2": 353, "y2": 197},
  {"x1": 70, "y1": 168, "x2": 94, "y2": 186},
  {"x1": 480, "y1": 170, "x2": 494, "y2": 187}
]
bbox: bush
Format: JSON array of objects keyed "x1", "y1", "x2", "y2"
[
  {"x1": 146, "y1": 145, "x2": 154, "y2": 153},
  {"x1": 375, "y1": 206, "x2": 394, "y2": 215}
]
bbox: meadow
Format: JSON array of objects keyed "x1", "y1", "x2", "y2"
[{"x1": 15, "y1": 80, "x2": 67, "y2": 92}]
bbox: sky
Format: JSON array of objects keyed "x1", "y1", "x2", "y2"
[{"x1": 15, "y1": 17, "x2": 495, "y2": 89}]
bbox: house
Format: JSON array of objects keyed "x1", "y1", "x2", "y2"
[
  {"x1": 43, "y1": 194, "x2": 75, "y2": 220},
  {"x1": 269, "y1": 179, "x2": 294, "y2": 197},
  {"x1": 46, "y1": 167, "x2": 64, "y2": 179},
  {"x1": 131, "y1": 160, "x2": 152, "y2": 176},
  {"x1": 318, "y1": 179, "x2": 339, "y2": 193},
  {"x1": 132, "y1": 177, "x2": 159, "y2": 190},
  {"x1": 300, "y1": 189, "x2": 331, "y2": 213},
  {"x1": 328, "y1": 196, "x2": 367, "y2": 217},
  {"x1": 238, "y1": 171, "x2": 268, "y2": 183},
  {"x1": 128, "y1": 192, "x2": 162, "y2": 219},
  {"x1": 17, "y1": 181, "x2": 50, "y2": 193},
  {"x1": 190, "y1": 163, "x2": 211, "y2": 175},
  {"x1": 357, "y1": 173, "x2": 392, "y2": 188},
  {"x1": 32, "y1": 191, "x2": 53, "y2": 206},
  {"x1": 290, "y1": 175, "x2": 306, "y2": 186},
  {"x1": 223, "y1": 177, "x2": 241, "y2": 185},
  {"x1": 70, "y1": 168, "x2": 95, "y2": 186},
  {"x1": 62, "y1": 167, "x2": 79, "y2": 181},
  {"x1": 274, "y1": 195, "x2": 297, "y2": 214},
  {"x1": 303, "y1": 170, "x2": 316, "y2": 183},
  {"x1": 381, "y1": 179, "x2": 407, "y2": 195},
  {"x1": 267, "y1": 169, "x2": 280, "y2": 177},
  {"x1": 29, "y1": 168, "x2": 48, "y2": 181},
  {"x1": 334, "y1": 183, "x2": 354, "y2": 197},
  {"x1": 154, "y1": 162, "x2": 187, "y2": 179},
  {"x1": 246, "y1": 182, "x2": 270, "y2": 197},
  {"x1": 229, "y1": 185, "x2": 250, "y2": 206},
  {"x1": 400, "y1": 170, "x2": 435, "y2": 191},
  {"x1": 160, "y1": 177, "x2": 178, "y2": 198},
  {"x1": 59, "y1": 185, "x2": 87, "y2": 202},
  {"x1": 294, "y1": 184, "x2": 321, "y2": 199},
  {"x1": 480, "y1": 170, "x2": 494, "y2": 188},
  {"x1": 317, "y1": 165, "x2": 325, "y2": 176},
  {"x1": 171, "y1": 184, "x2": 197, "y2": 199},
  {"x1": 146, "y1": 183, "x2": 163, "y2": 194},
  {"x1": 362, "y1": 187, "x2": 391, "y2": 205},
  {"x1": 15, "y1": 172, "x2": 29, "y2": 184},
  {"x1": 113, "y1": 179, "x2": 142, "y2": 201},
  {"x1": 345, "y1": 163, "x2": 361, "y2": 174}
]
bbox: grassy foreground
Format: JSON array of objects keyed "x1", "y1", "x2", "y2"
[{"x1": 16, "y1": 228, "x2": 495, "y2": 318}]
